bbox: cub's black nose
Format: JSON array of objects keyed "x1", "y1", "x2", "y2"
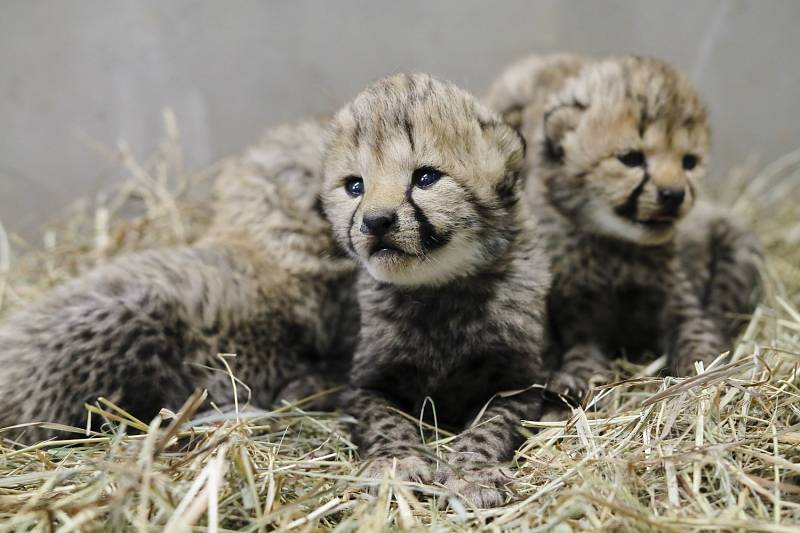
[
  {"x1": 360, "y1": 211, "x2": 398, "y2": 237},
  {"x1": 657, "y1": 187, "x2": 685, "y2": 213}
]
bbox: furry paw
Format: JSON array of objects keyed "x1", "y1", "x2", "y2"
[
  {"x1": 441, "y1": 463, "x2": 511, "y2": 508},
  {"x1": 357, "y1": 455, "x2": 433, "y2": 493},
  {"x1": 546, "y1": 371, "x2": 588, "y2": 404}
]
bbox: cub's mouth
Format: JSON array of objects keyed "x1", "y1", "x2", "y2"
[
  {"x1": 369, "y1": 241, "x2": 409, "y2": 259},
  {"x1": 632, "y1": 217, "x2": 676, "y2": 230},
  {"x1": 626, "y1": 208, "x2": 684, "y2": 231}
]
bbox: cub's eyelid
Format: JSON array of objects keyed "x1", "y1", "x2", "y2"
[{"x1": 413, "y1": 165, "x2": 445, "y2": 174}]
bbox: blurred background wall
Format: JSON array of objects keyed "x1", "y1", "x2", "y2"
[{"x1": 1, "y1": 0, "x2": 799, "y2": 237}]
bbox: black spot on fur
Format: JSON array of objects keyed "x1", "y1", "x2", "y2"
[
  {"x1": 202, "y1": 321, "x2": 220, "y2": 337},
  {"x1": 136, "y1": 342, "x2": 157, "y2": 360},
  {"x1": 100, "y1": 338, "x2": 113, "y2": 353},
  {"x1": 474, "y1": 445, "x2": 492, "y2": 458},
  {"x1": 488, "y1": 427, "x2": 507, "y2": 441},
  {"x1": 471, "y1": 432, "x2": 488, "y2": 444},
  {"x1": 117, "y1": 328, "x2": 142, "y2": 357}
]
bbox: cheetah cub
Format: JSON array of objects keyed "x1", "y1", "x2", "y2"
[
  {"x1": 322, "y1": 74, "x2": 549, "y2": 508},
  {"x1": 0, "y1": 119, "x2": 358, "y2": 442},
  {"x1": 487, "y1": 55, "x2": 763, "y2": 400}
]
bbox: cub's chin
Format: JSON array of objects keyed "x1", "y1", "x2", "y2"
[
  {"x1": 360, "y1": 234, "x2": 484, "y2": 288},
  {"x1": 589, "y1": 206, "x2": 680, "y2": 246},
  {"x1": 362, "y1": 245, "x2": 415, "y2": 283}
]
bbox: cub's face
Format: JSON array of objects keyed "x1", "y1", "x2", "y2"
[
  {"x1": 540, "y1": 57, "x2": 710, "y2": 245},
  {"x1": 323, "y1": 73, "x2": 525, "y2": 287}
]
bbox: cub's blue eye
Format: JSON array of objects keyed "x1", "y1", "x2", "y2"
[
  {"x1": 617, "y1": 151, "x2": 645, "y2": 167},
  {"x1": 344, "y1": 176, "x2": 364, "y2": 197},
  {"x1": 682, "y1": 154, "x2": 698, "y2": 170},
  {"x1": 412, "y1": 167, "x2": 443, "y2": 188}
]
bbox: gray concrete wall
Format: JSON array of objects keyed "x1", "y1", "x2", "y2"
[{"x1": 2, "y1": 0, "x2": 799, "y2": 236}]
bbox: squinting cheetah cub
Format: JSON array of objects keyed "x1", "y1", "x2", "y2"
[
  {"x1": 487, "y1": 55, "x2": 762, "y2": 401},
  {"x1": 323, "y1": 73, "x2": 549, "y2": 507}
]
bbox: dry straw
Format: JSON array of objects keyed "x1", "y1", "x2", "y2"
[{"x1": 0, "y1": 114, "x2": 798, "y2": 531}]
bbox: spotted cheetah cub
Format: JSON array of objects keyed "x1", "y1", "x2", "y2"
[
  {"x1": 322, "y1": 74, "x2": 549, "y2": 507},
  {"x1": 0, "y1": 119, "x2": 357, "y2": 442},
  {"x1": 487, "y1": 55, "x2": 762, "y2": 400}
]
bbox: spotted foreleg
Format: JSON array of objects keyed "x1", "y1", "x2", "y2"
[
  {"x1": 346, "y1": 388, "x2": 434, "y2": 489},
  {"x1": 702, "y1": 219, "x2": 763, "y2": 341},
  {"x1": 665, "y1": 267, "x2": 726, "y2": 376},
  {"x1": 441, "y1": 390, "x2": 541, "y2": 508}
]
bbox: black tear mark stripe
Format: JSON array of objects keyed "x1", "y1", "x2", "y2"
[
  {"x1": 615, "y1": 170, "x2": 650, "y2": 220},
  {"x1": 409, "y1": 197, "x2": 450, "y2": 251},
  {"x1": 687, "y1": 180, "x2": 697, "y2": 205},
  {"x1": 346, "y1": 199, "x2": 362, "y2": 254},
  {"x1": 405, "y1": 185, "x2": 450, "y2": 251}
]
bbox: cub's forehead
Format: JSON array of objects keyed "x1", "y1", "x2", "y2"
[
  {"x1": 578, "y1": 57, "x2": 709, "y2": 136},
  {"x1": 331, "y1": 73, "x2": 496, "y2": 148}
]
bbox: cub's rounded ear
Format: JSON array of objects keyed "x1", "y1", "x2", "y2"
[
  {"x1": 480, "y1": 119, "x2": 527, "y2": 198},
  {"x1": 481, "y1": 120, "x2": 526, "y2": 175},
  {"x1": 542, "y1": 102, "x2": 585, "y2": 163}
]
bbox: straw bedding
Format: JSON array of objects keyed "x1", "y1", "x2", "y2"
[{"x1": 0, "y1": 115, "x2": 798, "y2": 531}]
